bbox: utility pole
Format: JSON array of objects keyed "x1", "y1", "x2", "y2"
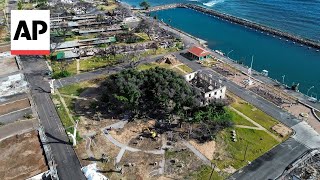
[
  {"x1": 247, "y1": 56, "x2": 254, "y2": 86},
  {"x1": 208, "y1": 163, "x2": 215, "y2": 180},
  {"x1": 243, "y1": 143, "x2": 249, "y2": 161},
  {"x1": 307, "y1": 86, "x2": 314, "y2": 97},
  {"x1": 227, "y1": 49, "x2": 233, "y2": 59},
  {"x1": 68, "y1": 120, "x2": 79, "y2": 147},
  {"x1": 49, "y1": 79, "x2": 55, "y2": 94},
  {"x1": 282, "y1": 75, "x2": 286, "y2": 85}
]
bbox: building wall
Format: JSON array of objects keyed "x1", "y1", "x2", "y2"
[
  {"x1": 204, "y1": 86, "x2": 226, "y2": 100},
  {"x1": 184, "y1": 71, "x2": 198, "y2": 82}
]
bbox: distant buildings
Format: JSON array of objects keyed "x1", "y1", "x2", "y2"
[
  {"x1": 185, "y1": 71, "x2": 226, "y2": 105},
  {"x1": 187, "y1": 46, "x2": 211, "y2": 61}
]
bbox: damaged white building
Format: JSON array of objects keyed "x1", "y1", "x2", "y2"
[{"x1": 185, "y1": 71, "x2": 226, "y2": 105}]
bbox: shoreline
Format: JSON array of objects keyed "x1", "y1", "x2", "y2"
[
  {"x1": 122, "y1": 2, "x2": 320, "y2": 111},
  {"x1": 145, "y1": 3, "x2": 320, "y2": 50}
]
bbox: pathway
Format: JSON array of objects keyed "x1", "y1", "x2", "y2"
[
  {"x1": 55, "y1": 89, "x2": 75, "y2": 125},
  {"x1": 230, "y1": 106, "x2": 282, "y2": 142},
  {"x1": 101, "y1": 120, "x2": 165, "y2": 163},
  {"x1": 61, "y1": 94, "x2": 88, "y2": 100},
  {"x1": 181, "y1": 140, "x2": 211, "y2": 166},
  {"x1": 235, "y1": 125, "x2": 263, "y2": 130}
]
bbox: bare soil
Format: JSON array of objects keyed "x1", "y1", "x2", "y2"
[
  {"x1": 0, "y1": 130, "x2": 48, "y2": 180},
  {"x1": 271, "y1": 124, "x2": 292, "y2": 137},
  {"x1": 110, "y1": 120, "x2": 155, "y2": 144},
  {"x1": 189, "y1": 140, "x2": 216, "y2": 160},
  {"x1": 0, "y1": 57, "x2": 19, "y2": 76},
  {"x1": 118, "y1": 151, "x2": 163, "y2": 179},
  {"x1": 164, "y1": 142, "x2": 204, "y2": 179},
  {"x1": 0, "y1": 98, "x2": 30, "y2": 116}
]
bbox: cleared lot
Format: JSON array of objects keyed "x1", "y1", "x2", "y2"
[
  {"x1": 0, "y1": 98, "x2": 30, "y2": 116},
  {"x1": 0, "y1": 130, "x2": 48, "y2": 180}
]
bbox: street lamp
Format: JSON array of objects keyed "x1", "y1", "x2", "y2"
[
  {"x1": 282, "y1": 75, "x2": 285, "y2": 84},
  {"x1": 307, "y1": 86, "x2": 314, "y2": 96},
  {"x1": 227, "y1": 50, "x2": 233, "y2": 58}
]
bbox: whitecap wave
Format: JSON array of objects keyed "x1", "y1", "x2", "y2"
[
  {"x1": 188, "y1": 0, "x2": 200, "y2": 2},
  {"x1": 203, "y1": 0, "x2": 225, "y2": 7}
]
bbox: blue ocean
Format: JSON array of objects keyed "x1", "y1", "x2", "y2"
[
  {"x1": 123, "y1": 0, "x2": 320, "y2": 98},
  {"x1": 124, "y1": 0, "x2": 320, "y2": 42}
]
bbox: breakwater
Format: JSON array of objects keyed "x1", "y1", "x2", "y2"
[{"x1": 147, "y1": 3, "x2": 320, "y2": 50}]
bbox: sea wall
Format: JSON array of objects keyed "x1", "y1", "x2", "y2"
[{"x1": 148, "y1": 3, "x2": 320, "y2": 49}]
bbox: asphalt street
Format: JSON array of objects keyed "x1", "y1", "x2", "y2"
[
  {"x1": 54, "y1": 52, "x2": 175, "y2": 88},
  {"x1": 229, "y1": 138, "x2": 308, "y2": 179},
  {"x1": 20, "y1": 56, "x2": 86, "y2": 180}
]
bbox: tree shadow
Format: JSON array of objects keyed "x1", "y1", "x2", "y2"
[
  {"x1": 82, "y1": 157, "x2": 102, "y2": 162},
  {"x1": 45, "y1": 132, "x2": 71, "y2": 145},
  {"x1": 97, "y1": 169, "x2": 119, "y2": 173}
]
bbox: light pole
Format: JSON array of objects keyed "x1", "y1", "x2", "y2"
[
  {"x1": 227, "y1": 50, "x2": 233, "y2": 58},
  {"x1": 307, "y1": 86, "x2": 314, "y2": 96},
  {"x1": 282, "y1": 75, "x2": 285, "y2": 84}
]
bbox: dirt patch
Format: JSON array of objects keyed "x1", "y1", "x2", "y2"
[
  {"x1": 0, "y1": 45, "x2": 10, "y2": 53},
  {"x1": 0, "y1": 130, "x2": 48, "y2": 180},
  {"x1": 118, "y1": 151, "x2": 163, "y2": 179},
  {"x1": 271, "y1": 124, "x2": 292, "y2": 137},
  {"x1": 0, "y1": 98, "x2": 30, "y2": 116},
  {"x1": 223, "y1": 165, "x2": 236, "y2": 174},
  {"x1": 76, "y1": 117, "x2": 120, "y2": 167},
  {"x1": 0, "y1": 56, "x2": 19, "y2": 76},
  {"x1": 189, "y1": 140, "x2": 216, "y2": 161},
  {"x1": 164, "y1": 142, "x2": 204, "y2": 179},
  {"x1": 109, "y1": 120, "x2": 156, "y2": 145}
]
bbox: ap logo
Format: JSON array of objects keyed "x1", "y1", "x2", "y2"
[{"x1": 11, "y1": 10, "x2": 50, "y2": 55}]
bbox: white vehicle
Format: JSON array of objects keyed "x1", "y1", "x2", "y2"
[{"x1": 214, "y1": 50, "x2": 225, "y2": 56}]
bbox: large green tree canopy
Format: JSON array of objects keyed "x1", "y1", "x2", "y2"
[
  {"x1": 102, "y1": 67, "x2": 199, "y2": 117},
  {"x1": 102, "y1": 67, "x2": 233, "y2": 142}
]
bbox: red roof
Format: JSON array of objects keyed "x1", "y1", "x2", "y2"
[{"x1": 188, "y1": 46, "x2": 210, "y2": 57}]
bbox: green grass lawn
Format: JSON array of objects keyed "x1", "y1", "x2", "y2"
[
  {"x1": 65, "y1": 34, "x2": 98, "y2": 41},
  {"x1": 134, "y1": 33, "x2": 150, "y2": 41},
  {"x1": 59, "y1": 80, "x2": 99, "y2": 96},
  {"x1": 177, "y1": 64, "x2": 193, "y2": 73},
  {"x1": 51, "y1": 60, "x2": 77, "y2": 76},
  {"x1": 136, "y1": 63, "x2": 158, "y2": 71},
  {"x1": 213, "y1": 127, "x2": 280, "y2": 170},
  {"x1": 230, "y1": 95, "x2": 278, "y2": 130},
  {"x1": 191, "y1": 165, "x2": 224, "y2": 180},
  {"x1": 137, "y1": 62, "x2": 189, "y2": 75},
  {"x1": 97, "y1": 4, "x2": 118, "y2": 11},
  {"x1": 22, "y1": 2, "x2": 33, "y2": 9},
  {"x1": 226, "y1": 108, "x2": 255, "y2": 127},
  {"x1": 80, "y1": 55, "x2": 122, "y2": 72},
  {"x1": 51, "y1": 94, "x2": 74, "y2": 128}
]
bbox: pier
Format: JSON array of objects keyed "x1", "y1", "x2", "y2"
[{"x1": 146, "y1": 3, "x2": 320, "y2": 50}]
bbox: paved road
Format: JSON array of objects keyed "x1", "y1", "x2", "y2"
[
  {"x1": 20, "y1": 56, "x2": 86, "y2": 180},
  {"x1": 229, "y1": 138, "x2": 308, "y2": 180},
  {"x1": 54, "y1": 52, "x2": 173, "y2": 88},
  {"x1": 211, "y1": 51, "x2": 320, "y2": 112}
]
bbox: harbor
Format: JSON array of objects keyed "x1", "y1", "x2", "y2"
[{"x1": 149, "y1": 6, "x2": 320, "y2": 99}]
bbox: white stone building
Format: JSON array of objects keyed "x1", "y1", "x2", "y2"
[{"x1": 184, "y1": 71, "x2": 226, "y2": 105}]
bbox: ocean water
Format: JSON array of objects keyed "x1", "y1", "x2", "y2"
[
  {"x1": 123, "y1": 0, "x2": 320, "y2": 42},
  {"x1": 123, "y1": 0, "x2": 320, "y2": 97}
]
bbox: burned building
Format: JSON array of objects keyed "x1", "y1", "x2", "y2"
[{"x1": 185, "y1": 70, "x2": 226, "y2": 106}]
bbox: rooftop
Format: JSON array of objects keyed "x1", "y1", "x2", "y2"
[{"x1": 188, "y1": 46, "x2": 210, "y2": 57}]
